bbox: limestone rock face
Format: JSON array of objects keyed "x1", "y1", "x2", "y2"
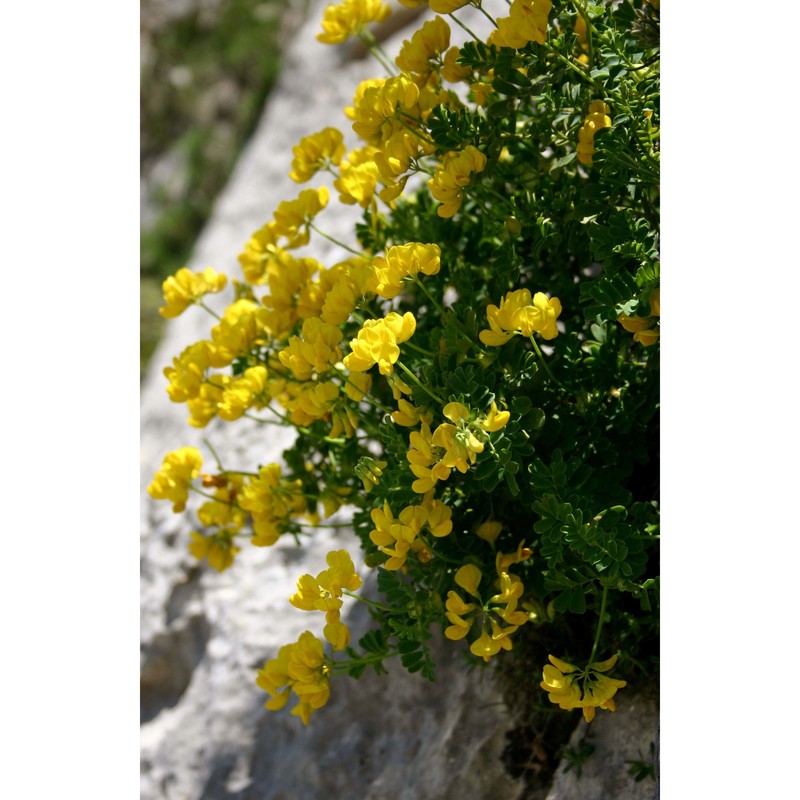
[
  {"x1": 140, "y1": 3, "x2": 658, "y2": 798},
  {"x1": 544, "y1": 692, "x2": 659, "y2": 800}
]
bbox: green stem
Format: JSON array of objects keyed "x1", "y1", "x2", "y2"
[
  {"x1": 404, "y1": 339, "x2": 437, "y2": 358},
  {"x1": 528, "y1": 335, "x2": 561, "y2": 386},
  {"x1": 197, "y1": 300, "x2": 222, "y2": 320},
  {"x1": 395, "y1": 359, "x2": 446, "y2": 405},
  {"x1": 359, "y1": 30, "x2": 397, "y2": 76},
  {"x1": 203, "y1": 438, "x2": 225, "y2": 471},
  {"x1": 328, "y1": 362, "x2": 394, "y2": 415},
  {"x1": 475, "y1": 4, "x2": 497, "y2": 27},
  {"x1": 342, "y1": 589, "x2": 394, "y2": 613},
  {"x1": 329, "y1": 648, "x2": 400, "y2": 675},
  {"x1": 294, "y1": 520, "x2": 355, "y2": 529},
  {"x1": 544, "y1": 44, "x2": 598, "y2": 89},
  {"x1": 220, "y1": 469, "x2": 259, "y2": 477},
  {"x1": 412, "y1": 276, "x2": 481, "y2": 347},
  {"x1": 587, "y1": 583, "x2": 609, "y2": 666},
  {"x1": 189, "y1": 485, "x2": 246, "y2": 511},
  {"x1": 309, "y1": 223, "x2": 364, "y2": 257},
  {"x1": 397, "y1": 114, "x2": 437, "y2": 147},
  {"x1": 241, "y1": 413, "x2": 293, "y2": 428},
  {"x1": 448, "y1": 12, "x2": 481, "y2": 42},
  {"x1": 412, "y1": 276, "x2": 448, "y2": 318}
]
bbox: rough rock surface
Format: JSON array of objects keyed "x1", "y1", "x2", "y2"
[
  {"x1": 140, "y1": 3, "x2": 658, "y2": 798},
  {"x1": 544, "y1": 691, "x2": 659, "y2": 800}
]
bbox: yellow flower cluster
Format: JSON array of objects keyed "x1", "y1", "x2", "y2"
[
  {"x1": 368, "y1": 493, "x2": 453, "y2": 570},
  {"x1": 147, "y1": 447, "x2": 203, "y2": 513},
  {"x1": 406, "y1": 401, "x2": 510, "y2": 493},
  {"x1": 577, "y1": 100, "x2": 612, "y2": 166},
  {"x1": 343, "y1": 311, "x2": 416, "y2": 375},
  {"x1": 427, "y1": 145, "x2": 487, "y2": 218},
  {"x1": 188, "y1": 530, "x2": 241, "y2": 572},
  {"x1": 395, "y1": 16, "x2": 451, "y2": 82},
  {"x1": 256, "y1": 631, "x2": 331, "y2": 724},
  {"x1": 317, "y1": 0, "x2": 391, "y2": 45},
  {"x1": 490, "y1": 0, "x2": 553, "y2": 50},
  {"x1": 185, "y1": 474, "x2": 249, "y2": 571},
  {"x1": 618, "y1": 288, "x2": 660, "y2": 346},
  {"x1": 289, "y1": 127, "x2": 346, "y2": 183},
  {"x1": 290, "y1": 550, "x2": 362, "y2": 650},
  {"x1": 444, "y1": 542, "x2": 532, "y2": 661},
  {"x1": 349, "y1": 74, "x2": 441, "y2": 203},
  {"x1": 479, "y1": 289, "x2": 562, "y2": 346},
  {"x1": 159, "y1": 267, "x2": 227, "y2": 319},
  {"x1": 540, "y1": 653, "x2": 627, "y2": 722},
  {"x1": 372, "y1": 241, "x2": 441, "y2": 299},
  {"x1": 239, "y1": 463, "x2": 308, "y2": 547}
]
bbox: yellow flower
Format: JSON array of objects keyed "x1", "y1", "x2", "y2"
[
  {"x1": 196, "y1": 475, "x2": 247, "y2": 532},
  {"x1": 188, "y1": 530, "x2": 241, "y2": 572},
  {"x1": 372, "y1": 241, "x2": 441, "y2": 299},
  {"x1": 217, "y1": 366, "x2": 269, "y2": 422},
  {"x1": 317, "y1": 549, "x2": 362, "y2": 596},
  {"x1": 343, "y1": 311, "x2": 416, "y2": 375},
  {"x1": 209, "y1": 298, "x2": 271, "y2": 367},
  {"x1": 257, "y1": 632, "x2": 331, "y2": 724},
  {"x1": 282, "y1": 380, "x2": 340, "y2": 426},
  {"x1": 490, "y1": 0, "x2": 552, "y2": 49},
  {"x1": 351, "y1": 74, "x2": 420, "y2": 148},
  {"x1": 186, "y1": 381, "x2": 225, "y2": 428},
  {"x1": 395, "y1": 16, "x2": 451, "y2": 79},
  {"x1": 454, "y1": 563, "x2": 483, "y2": 598},
  {"x1": 159, "y1": 267, "x2": 227, "y2": 319},
  {"x1": 429, "y1": 0, "x2": 470, "y2": 12},
  {"x1": 420, "y1": 493, "x2": 453, "y2": 537},
  {"x1": 317, "y1": 0, "x2": 392, "y2": 45},
  {"x1": 431, "y1": 419, "x2": 484, "y2": 473},
  {"x1": 289, "y1": 551, "x2": 361, "y2": 651},
  {"x1": 238, "y1": 221, "x2": 280, "y2": 285},
  {"x1": 278, "y1": 317, "x2": 344, "y2": 380},
  {"x1": 261, "y1": 251, "x2": 322, "y2": 337},
  {"x1": 239, "y1": 464, "x2": 306, "y2": 547},
  {"x1": 469, "y1": 619, "x2": 516, "y2": 662},
  {"x1": 323, "y1": 619, "x2": 352, "y2": 650},
  {"x1": 334, "y1": 146, "x2": 381, "y2": 207},
  {"x1": 368, "y1": 501, "x2": 427, "y2": 570},
  {"x1": 574, "y1": 12, "x2": 588, "y2": 62},
  {"x1": 476, "y1": 400, "x2": 511, "y2": 432},
  {"x1": 479, "y1": 288, "x2": 562, "y2": 345},
  {"x1": 441, "y1": 46, "x2": 472, "y2": 83},
  {"x1": 577, "y1": 100, "x2": 612, "y2": 166},
  {"x1": 540, "y1": 653, "x2": 627, "y2": 723},
  {"x1": 163, "y1": 341, "x2": 213, "y2": 403},
  {"x1": 147, "y1": 447, "x2": 203, "y2": 512},
  {"x1": 489, "y1": 572, "x2": 528, "y2": 625},
  {"x1": 475, "y1": 520, "x2": 503, "y2": 545},
  {"x1": 272, "y1": 187, "x2": 330, "y2": 248},
  {"x1": 495, "y1": 541, "x2": 533, "y2": 573},
  {"x1": 289, "y1": 127, "x2": 346, "y2": 183},
  {"x1": 444, "y1": 589, "x2": 477, "y2": 640},
  {"x1": 406, "y1": 422, "x2": 451, "y2": 493},
  {"x1": 428, "y1": 145, "x2": 487, "y2": 218},
  {"x1": 391, "y1": 398, "x2": 430, "y2": 428},
  {"x1": 617, "y1": 288, "x2": 660, "y2": 346}
]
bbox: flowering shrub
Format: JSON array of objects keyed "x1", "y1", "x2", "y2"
[{"x1": 148, "y1": 0, "x2": 660, "y2": 731}]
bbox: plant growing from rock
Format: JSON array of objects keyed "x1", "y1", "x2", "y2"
[{"x1": 148, "y1": 0, "x2": 660, "y2": 729}]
